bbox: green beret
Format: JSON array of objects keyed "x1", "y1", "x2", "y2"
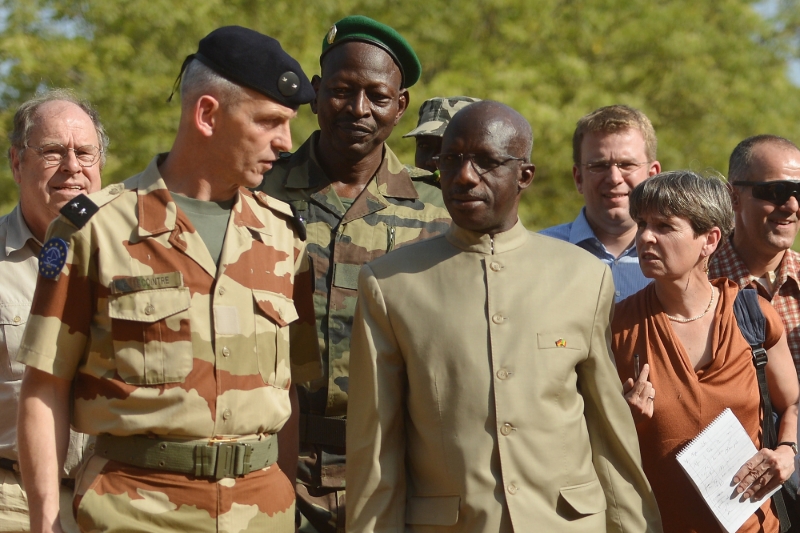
[{"x1": 320, "y1": 15, "x2": 421, "y2": 88}]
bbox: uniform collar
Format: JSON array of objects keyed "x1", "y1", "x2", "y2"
[
  {"x1": 4, "y1": 204, "x2": 39, "y2": 255},
  {"x1": 446, "y1": 219, "x2": 528, "y2": 255},
  {"x1": 133, "y1": 154, "x2": 266, "y2": 239},
  {"x1": 284, "y1": 131, "x2": 419, "y2": 200}
]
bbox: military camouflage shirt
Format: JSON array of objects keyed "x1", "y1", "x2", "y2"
[
  {"x1": 257, "y1": 132, "x2": 451, "y2": 488},
  {"x1": 17, "y1": 155, "x2": 321, "y2": 439}
]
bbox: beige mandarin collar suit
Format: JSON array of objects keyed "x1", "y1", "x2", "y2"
[{"x1": 347, "y1": 221, "x2": 661, "y2": 532}]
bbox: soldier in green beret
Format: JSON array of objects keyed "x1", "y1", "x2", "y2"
[{"x1": 255, "y1": 14, "x2": 451, "y2": 533}]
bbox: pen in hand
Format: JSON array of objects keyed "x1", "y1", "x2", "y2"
[{"x1": 634, "y1": 354, "x2": 640, "y2": 380}]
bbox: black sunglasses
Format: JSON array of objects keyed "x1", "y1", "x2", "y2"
[{"x1": 733, "y1": 180, "x2": 800, "y2": 205}]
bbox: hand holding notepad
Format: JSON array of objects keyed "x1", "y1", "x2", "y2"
[{"x1": 676, "y1": 408, "x2": 780, "y2": 533}]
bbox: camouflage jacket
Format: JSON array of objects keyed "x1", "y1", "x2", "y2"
[
  {"x1": 17, "y1": 155, "x2": 321, "y2": 439},
  {"x1": 257, "y1": 132, "x2": 451, "y2": 488}
]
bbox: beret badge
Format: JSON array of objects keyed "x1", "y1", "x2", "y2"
[
  {"x1": 278, "y1": 71, "x2": 300, "y2": 97},
  {"x1": 326, "y1": 24, "x2": 337, "y2": 44}
]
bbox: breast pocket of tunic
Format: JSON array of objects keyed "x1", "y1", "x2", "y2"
[
  {"x1": 0, "y1": 303, "x2": 29, "y2": 380},
  {"x1": 108, "y1": 287, "x2": 193, "y2": 385},
  {"x1": 253, "y1": 289, "x2": 299, "y2": 388}
]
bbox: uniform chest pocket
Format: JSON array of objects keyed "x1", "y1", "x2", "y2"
[
  {"x1": 108, "y1": 287, "x2": 193, "y2": 385},
  {"x1": 0, "y1": 304, "x2": 29, "y2": 380},
  {"x1": 253, "y1": 289, "x2": 299, "y2": 388}
]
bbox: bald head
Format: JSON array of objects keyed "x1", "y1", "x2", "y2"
[{"x1": 444, "y1": 100, "x2": 533, "y2": 161}]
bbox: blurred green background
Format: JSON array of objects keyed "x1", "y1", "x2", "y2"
[{"x1": 1, "y1": 0, "x2": 800, "y2": 232}]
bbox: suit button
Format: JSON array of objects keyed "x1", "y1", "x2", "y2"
[
  {"x1": 222, "y1": 347, "x2": 231, "y2": 357},
  {"x1": 490, "y1": 261, "x2": 503, "y2": 272},
  {"x1": 13, "y1": 316, "x2": 20, "y2": 323},
  {"x1": 496, "y1": 369, "x2": 509, "y2": 380},
  {"x1": 218, "y1": 286, "x2": 226, "y2": 296},
  {"x1": 492, "y1": 313, "x2": 504, "y2": 324},
  {"x1": 222, "y1": 409, "x2": 232, "y2": 421},
  {"x1": 144, "y1": 304, "x2": 155, "y2": 315},
  {"x1": 507, "y1": 483, "x2": 518, "y2": 495},
  {"x1": 500, "y1": 423, "x2": 514, "y2": 436}
]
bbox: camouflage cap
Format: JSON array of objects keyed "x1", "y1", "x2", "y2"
[{"x1": 403, "y1": 96, "x2": 481, "y2": 138}]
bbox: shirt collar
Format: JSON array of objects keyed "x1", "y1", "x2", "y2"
[
  {"x1": 134, "y1": 154, "x2": 262, "y2": 239},
  {"x1": 5, "y1": 204, "x2": 39, "y2": 255},
  {"x1": 715, "y1": 234, "x2": 800, "y2": 290},
  {"x1": 285, "y1": 131, "x2": 419, "y2": 200},
  {"x1": 446, "y1": 219, "x2": 528, "y2": 255}
]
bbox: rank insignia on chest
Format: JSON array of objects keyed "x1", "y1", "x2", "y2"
[
  {"x1": 60, "y1": 194, "x2": 99, "y2": 229},
  {"x1": 39, "y1": 238, "x2": 69, "y2": 280}
]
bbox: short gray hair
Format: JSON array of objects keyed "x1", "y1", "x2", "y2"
[
  {"x1": 8, "y1": 88, "x2": 109, "y2": 168},
  {"x1": 728, "y1": 134, "x2": 800, "y2": 183},
  {"x1": 629, "y1": 170, "x2": 734, "y2": 241},
  {"x1": 180, "y1": 59, "x2": 246, "y2": 109}
]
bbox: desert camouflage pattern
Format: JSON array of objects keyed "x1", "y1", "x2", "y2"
[
  {"x1": 257, "y1": 132, "x2": 450, "y2": 498},
  {"x1": 402, "y1": 96, "x2": 481, "y2": 138},
  {"x1": 17, "y1": 154, "x2": 320, "y2": 530}
]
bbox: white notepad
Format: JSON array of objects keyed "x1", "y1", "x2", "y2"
[{"x1": 676, "y1": 408, "x2": 780, "y2": 533}]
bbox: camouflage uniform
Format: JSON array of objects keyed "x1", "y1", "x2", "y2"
[
  {"x1": 256, "y1": 132, "x2": 451, "y2": 532},
  {"x1": 17, "y1": 155, "x2": 321, "y2": 532}
]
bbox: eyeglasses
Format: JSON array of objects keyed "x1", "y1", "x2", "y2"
[
  {"x1": 432, "y1": 152, "x2": 527, "y2": 176},
  {"x1": 733, "y1": 180, "x2": 800, "y2": 205},
  {"x1": 25, "y1": 143, "x2": 103, "y2": 168},
  {"x1": 582, "y1": 161, "x2": 648, "y2": 176}
]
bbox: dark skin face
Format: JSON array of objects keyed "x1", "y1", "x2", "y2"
[
  {"x1": 439, "y1": 102, "x2": 535, "y2": 235},
  {"x1": 312, "y1": 41, "x2": 409, "y2": 169},
  {"x1": 414, "y1": 135, "x2": 442, "y2": 172}
]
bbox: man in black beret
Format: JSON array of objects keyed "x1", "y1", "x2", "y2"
[
  {"x1": 254, "y1": 14, "x2": 451, "y2": 533},
  {"x1": 17, "y1": 26, "x2": 321, "y2": 532}
]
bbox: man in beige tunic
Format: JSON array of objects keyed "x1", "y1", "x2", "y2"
[{"x1": 346, "y1": 100, "x2": 661, "y2": 532}]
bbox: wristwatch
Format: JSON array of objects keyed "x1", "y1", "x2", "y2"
[{"x1": 777, "y1": 441, "x2": 799, "y2": 455}]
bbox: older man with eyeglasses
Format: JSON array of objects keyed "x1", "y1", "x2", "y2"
[
  {"x1": 540, "y1": 105, "x2": 661, "y2": 301},
  {"x1": 710, "y1": 135, "x2": 800, "y2": 378},
  {"x1": 0, "y1": 88, "x2": 105, "y2": 533}
]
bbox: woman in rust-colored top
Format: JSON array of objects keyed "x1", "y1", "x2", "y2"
[{"x1": 611, "y1": 171, "x2": 799, "y2": 533}]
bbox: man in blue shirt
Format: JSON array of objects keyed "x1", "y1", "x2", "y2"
[{"x1": 541, "y1": 105, "x2": 660, "y2": 301}]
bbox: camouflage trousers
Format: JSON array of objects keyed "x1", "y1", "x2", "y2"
[
  {"x1": 0, "y1": 468, "x2": 79, "y2": 533},
  {"x1": 74, "y1": 456, "x2": 295, "y2": 532},
  {"x1": 296, "y1": 483, "x2": 345, "y2": 533}
]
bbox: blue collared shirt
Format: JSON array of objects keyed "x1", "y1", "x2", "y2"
[{"x1": 539, "y1": 208, "x2": 651, "y2": 302}]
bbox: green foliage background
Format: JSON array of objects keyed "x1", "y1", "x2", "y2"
[{"x1": 1, "y1": 0, "x2": 800, "y2": 230}]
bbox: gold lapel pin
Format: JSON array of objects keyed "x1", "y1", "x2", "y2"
[{"x1": 556, "y1": 338, "x2": 567, "y2": 348}]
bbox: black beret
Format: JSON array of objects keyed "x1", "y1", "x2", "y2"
[
  {"x1": 320, "y1": 15, "x2": 421, "y2": 88},
  {"x1": 180, "y1": 26, "x2": 314, "y2": 108}
]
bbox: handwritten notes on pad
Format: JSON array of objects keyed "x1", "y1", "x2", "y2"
[{"x1": 676, "y1": 408, "x2": 779, "y2": 533}]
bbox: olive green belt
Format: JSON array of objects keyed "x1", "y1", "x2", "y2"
[{"x1": 95, "y1": 434, "x2": 278, "y2": 480}]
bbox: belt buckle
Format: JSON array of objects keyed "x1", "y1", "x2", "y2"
[{"x1": 211, "y1": 441, "x2": 254, "y2": 480}]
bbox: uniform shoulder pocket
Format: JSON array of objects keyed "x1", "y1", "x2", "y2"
[
  {"x1": 253, "y1": 289, "x2": 297, "y2": 387},
  {"x1": 108, "y1": 287, "x2": 192, "y2": 384},
  {"x1": 0, "y1": 303, "x2": 30, "y2": 379},
  {"x1": 253, "y1": 289, "x2": 299, "y2": 327}
]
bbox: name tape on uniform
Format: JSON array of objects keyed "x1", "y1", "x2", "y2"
[{"x1": 110, "y1": 272, "x2": 184, "y2": 294}]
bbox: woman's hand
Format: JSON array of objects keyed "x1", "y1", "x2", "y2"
[
  {"x1": 733, "y1": 445, "x2": 796, "y2": 501},
  {"x1": 623, "y1": 363, "x2": 655, "y2": 421}
]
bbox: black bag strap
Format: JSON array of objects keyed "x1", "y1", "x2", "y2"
[{"x1": 733, "y1": 288, "x2": 791, "y2": 532}]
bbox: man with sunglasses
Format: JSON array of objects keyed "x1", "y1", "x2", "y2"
[
  {"x1": 347, "y1": 100, "x2": 660, "y2": 533},
  {"x1": 541, "y1": 105, "x2": 661, "y2": 301},
  {"x1": 710, "y1": 135, "x2": 800, "y2": 378},
  {"x1": 0, "y1": 89, "x2": 105, "y2": 533}
]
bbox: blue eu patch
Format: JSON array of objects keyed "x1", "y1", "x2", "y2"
[{"x1": 39, "y1": 238, "x2": 69, "y2": 279}]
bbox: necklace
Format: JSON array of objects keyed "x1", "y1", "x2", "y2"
[{"x1": 665, "y1": 283, "x2": 715, "y2": 323}]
